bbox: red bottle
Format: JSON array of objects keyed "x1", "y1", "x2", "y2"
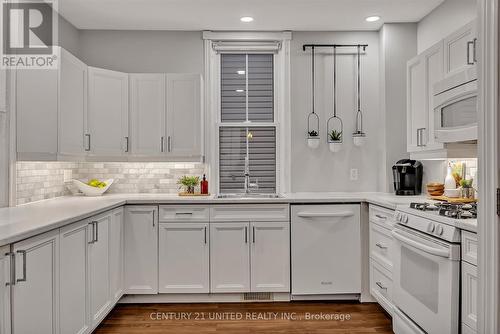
[{"x1": 201, "y1": 174, "x2": 209, "y2": 195}]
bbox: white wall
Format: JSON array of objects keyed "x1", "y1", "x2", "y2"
[
  {"x1": 379, "y1": 24, "x2": 417, "y2": 192},
  {"x1": 290, "y1": 31, "x2": 382, "y2": 192},
  {"x1": 78, "y1": 30, "x2": 203, "y2": 73},
  {"x1": 417, "y1": 0, "x2": 477, "y2": 53},
  {"x1": 59, "y1": 15, "x2": 81, "y2": 57}
]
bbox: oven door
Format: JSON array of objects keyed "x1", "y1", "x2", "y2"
[
  {"x1": 391, "y1": 226, "x2": 460, "y2": 334},
  {"x1": 433, "y1": 79, "x2": 478, "y2": 143}
]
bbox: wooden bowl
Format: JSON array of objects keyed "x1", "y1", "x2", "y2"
[{"x1": 427, "y1": 183, "x2": 445, "y2": 196}]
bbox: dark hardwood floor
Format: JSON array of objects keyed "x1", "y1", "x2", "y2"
[{"x1": 94, "y1": 302, "x2": 393, "y2": 333}]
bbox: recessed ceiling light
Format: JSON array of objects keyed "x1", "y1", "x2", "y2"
[
  {"x1": 365, "y1": 16, "x2": 381, "y2": 22},
  {"x1": 240, "y1": 16, "x2": 254, "y2": 23},
  {"x1": 236, "y1": 89, "x2": 245, "y2": 93},
  {"x1": 237, "y1": 70, "x2": 246, "y2": 75}
]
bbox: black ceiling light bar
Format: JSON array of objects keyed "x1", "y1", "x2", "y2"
[{"x1": 302, "y1": 44, "x2": 368, "y2": 51}]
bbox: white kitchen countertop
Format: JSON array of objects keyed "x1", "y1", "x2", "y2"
[{"x1": 0, "y1": 192, "x2": 474, "y2": 246}]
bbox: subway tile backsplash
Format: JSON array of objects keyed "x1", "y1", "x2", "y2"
[{"x1": 16, "y1": 162, "x2": 206, "y2": 205}]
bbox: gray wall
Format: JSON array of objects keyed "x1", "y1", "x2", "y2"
[
  {"x1": 379, "y1": 24, "x2": 417, "y2": 192},
  {"x1": 78, "y1": 30, "x2": 204, "y2": 73},
  {"x1": 290, "y1": 31, "x2": 383, "y2": 192},
  {"x1": 58, "y1": 15, "x2": 81, "y2": 57}
]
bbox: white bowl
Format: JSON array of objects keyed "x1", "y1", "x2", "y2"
[
  {"x1": 72, "y1": 179, "x2": 114, "y2": 196},
  {"x1": 444, "y1": 188, "x2": 460, "y2": 198}
]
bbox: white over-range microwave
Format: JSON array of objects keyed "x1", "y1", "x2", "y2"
[{"x1": 433, "y1": 67, "x2": 478, "y2": 143}]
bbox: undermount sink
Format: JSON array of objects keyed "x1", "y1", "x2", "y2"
[{"x1": 217, "y1": 193, "x2": 283, "y2": 199}]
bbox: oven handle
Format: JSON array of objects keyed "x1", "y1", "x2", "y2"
[{"x1": 391, "y1": 230, "x2": 450, "y2": 258}]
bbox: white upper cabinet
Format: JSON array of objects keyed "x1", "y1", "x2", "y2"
[
  {"x1": 16, "y1": 67, "x2": 58, "y2": 159},
  {"x1": 11, "y1": 230, "x2": 59, "y2": 334},
  {"x1": 124, "y1": 206, "x2": 158, "y2": 294},
  {"x1": 0, "y1": 246, "x2": 11, "y2": 334},
  {"x1": 59, "y1": 49, "x2": 88, "y2": 157},
  {"x1": 166, "y1": 74, "x2": 203, "y2": 159},
  {"x1": 444, "y1": 20, "x2": 477, "y2": 78},
  {"x1": 59, "y1": 220, "x2": 91, "y2": 334},
  {"x1": 129, "y1": 74, "x2": 166, "y2": 156},
  {"x1": 0, "y1": 69, "x2": 6, "y2": 113},
  {"x1": 87, "y1": 67, "x2": 129, "y2": 157},
  {"x1": 250, "y1": 222, "x2": 290, "y2": 292}
]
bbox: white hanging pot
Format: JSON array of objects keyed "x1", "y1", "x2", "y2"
[
  {"x1": 329, "y1": 141, "x2": 342, "y2": 153},
  {"x1": 307, "y1": 138, "x2": 320, "y2": 149},
  {"x1": 353, "y1": 134, "x2": 366, "y2": 147}
]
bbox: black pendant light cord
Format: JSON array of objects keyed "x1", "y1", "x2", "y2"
[
  {"x1": 312, "y1": 46, "x2": 315, "y2": 114},
  {"x1": 333, "y1": 46, "x2": 337, "y2": 117},
  {"x1": 357, "y1": 45, "x2": 361, "y2": 112}
]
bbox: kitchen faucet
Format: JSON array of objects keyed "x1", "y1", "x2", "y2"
[{"x1": 244, "y1": 156, "x2": 259, "y2": 194}]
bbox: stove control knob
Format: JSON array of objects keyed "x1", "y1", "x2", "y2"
[
  {"x1": 402, "y1": 214, "x2": 409, "y2": 224},
  {"x1": 395, "y1": 212, "x2": 401, "y2": 222},
  {"x1": 427, "y1": 222, "x2": 435, "y2": 233},
  {"x1": 436, "y1": 225, "x2": 444, "y2": 236}
]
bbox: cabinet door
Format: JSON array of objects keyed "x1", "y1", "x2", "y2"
[
  {"x1": 11, "y1": 230, "x2": 59, "y2": 334},
  {"x1": 250, "y1": 222, "x2": 290, "y2": 292},
  {"x1": 0, "y1": 69, "x2": 6, "y2": 113},
  {"x1": 87, "y1": 67, "x2": 129, "y2": 157},
  {"x1": 109, "y1": 207, "x2": 124, "y2": 303},
  {"x1": 406, "y1": 56, "x2": 426, "y2": 153},
  {"x1": 16, "y1": 68, "x2": 58, "y2": 159},
  {"x1": 165, "y1": 74, "x2": 202, "y2": 159},
  {"x1": 59, "y1": 49, "x2": 87, "y2": 156},
  {"x1": 444, "y1": 20, "x2": 477, "y2": 77},
  {"x1": 210, "y1": 222, "x2": 250, "y2": 293},
  {"x1": 60, "y1": 220, "x2": 91, "y2": 334},
  {"x1": 124, "y1": 206, "x2": 158, "y2": 294},
  {"x1": 130, "y1": 74, "x2": 165, "y2": 156},
  {"x1": 0, "y1": 246, "x2": 11, "y2": 334},
  {"x1": 159, "y1": 223, "x2": 209, "y2": 293},
  {"x1": 462, "y1": 261, "x2": 478, "y2": 331},
  {"x1": 89, "y1": 213, "x2": 111, "y2": 327}
]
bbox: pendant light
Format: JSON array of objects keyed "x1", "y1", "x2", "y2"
[
  {"x1": 326, "y1": 46, "x2": 343, "y2": 153},
  {"x1": 307, "y1": 46, "x2": 320, "y2": 149},
  {"x1": 353, "y1": 45, "x2": 367, "y2": 147}
]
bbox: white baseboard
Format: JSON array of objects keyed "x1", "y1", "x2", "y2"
[{"x1": 119, "y1": 292, "x2": 291, "y2": 304}]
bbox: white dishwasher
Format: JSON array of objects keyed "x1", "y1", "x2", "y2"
[{"x1": 291, "y1": 204, "x2": 361, "y2": 299}]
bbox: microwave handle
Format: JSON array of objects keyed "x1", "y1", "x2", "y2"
[{"x1": 392, "y1": 230, "x2": 450, "y2": 258}]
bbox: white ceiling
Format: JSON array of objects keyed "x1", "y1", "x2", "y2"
[{"x1": 59, "y1": 0, "x2": 445, "y2": 31}]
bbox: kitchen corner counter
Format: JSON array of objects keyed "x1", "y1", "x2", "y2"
[{"x1": 0, "y1": 192, "x2": 450, "y2": 246}]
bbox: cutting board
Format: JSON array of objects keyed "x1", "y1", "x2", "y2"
[
  {"x1": 178, "y1": 192, "x2": 211, "y2": 197},
  {"x1": 429, "y1": 195, "x2": 477, "y2": 203}
]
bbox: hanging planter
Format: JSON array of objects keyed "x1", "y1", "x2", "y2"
[
  {"x1": 306, "y1": 46, "x2": 320, "y2": 149},
  {"x1": 352, "y1": 45, "x2": 367, "y2": 147},
  {"x1": 327, "y1": 46, "x2": 343, "y2": 153}
]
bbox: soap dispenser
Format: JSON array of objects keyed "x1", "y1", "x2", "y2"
[{"x1": 445, "y1": 164, "x2": 456, "y2": 189}]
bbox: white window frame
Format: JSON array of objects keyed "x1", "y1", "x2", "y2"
[{"x1": 203, "y1": 31, "x2": 291, "y2": 195}]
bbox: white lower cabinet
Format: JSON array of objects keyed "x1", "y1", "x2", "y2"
[
  {"x1": 60, "y1": 221, "x2": 91, "y2": 334},
  {"x1": 11, "y1": 230, "x2": 60, "y2": 334},
  {"x1": 0, "y1": 246, "x2": 11, "y2": 334},
  {"x1": 159, "y1": 223, "x2": 209, "y2": 293},
  {"x1": 109, "y1": 208, "x2": 124, "y2": 302},
  {"x1": 210, "y1": 222, "x2": 250, "y2": 293},
  {"x1": 462, "y1": 260, "x2": 478, "y2": 332},
  {"x1": 124, "y1": 206, "x2": 158, "y2": 294},
  {"x1": 250, "y1": 222, "x2": 290, "y2": 292},
  {"x1": 89, "y1": 213, "x2": 112, "y2": 327}
]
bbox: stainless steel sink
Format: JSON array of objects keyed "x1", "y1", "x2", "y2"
[{"x1": 217, "y1": 193, "x2": 283, "y2": 199}]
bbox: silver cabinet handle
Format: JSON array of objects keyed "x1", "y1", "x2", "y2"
[
  {"x1": 473, "y1": 38, "x2": 477, "y2": 63},
  {"x1": 376, "y1": 281, "x2": 387, "y2": 290},
  {"x1": 244, "y1": 226, "x2": 248, "y2": 243},
  {"x1": 252, "y1": 226, "x2": 256, "y2": 243},
  {"x1": 175, "y1": 212, "x2": 193, "y2": 216},
  {"x1": 94, "y1": 221, "x2": 99, "y2": 243},
  {"x1": 152, "y1": 210, "x2": 155, "y2": 228},
  {"x1": 375, "y1": 243, "x2": 387, "y2": 249},
  {"x1": 16, "y1": 250, "x2": 26, "y2": 283},
  {"x1": 5, "y1": 252, "x2": 15, "y2": 286},
  {"x1": 85, "y1": 134, "x2": 91, "y2": 151},
  {"x1": 125, "y1": 136, "x2": 129, "y2": 152},
  {"x1": 375, "y1": 214, "x2": 387, "y2": 220},
  {"x1": 467, "y1": 41, "x2": 474, "y2": 65},
  {"x1": 167, "y1": 136, "x2": 172, "y2": 152},
  {"x1": 88, "y1": 222, "x2": 95, "y2": 244},
  {"x1": 204, "y1": 226, "x2": 207, "y2": 244},
  {"x1": 161, "y1": 137, "x2": 164, "y2": 152}
]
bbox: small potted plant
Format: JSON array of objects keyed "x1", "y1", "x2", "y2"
[
  {"x1": 459, "y1": 179, "x2": 474, "y2": 199},
  {"x1": 328, "y1": 129, "x2": 343, "y2": 153},
  {"x1": 307, "y1": 130, "x2": 320, "y2": 149},
  {"x1": 177, "y1": 175, "x2": 200, "y2": 194}
]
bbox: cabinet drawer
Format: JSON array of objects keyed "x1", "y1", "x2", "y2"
[
  {"x1": 370, "y1": 259, "x2": 394, "y2": 316},
  {"x1": 369, "y1": 205, "x2": 395, "y2": 229},
  {"x1": 159, "y1": 205, "x2": 210, "y2": 222},
  {"x1": 462, "y1": 231, "x2": 478, "y2": 266},
  {"x1": 370, "y1": 222, "x2": 393, "y2": 271},
  {"x1": 210, "y1": 204, "x2": 289, "y2": 222}
]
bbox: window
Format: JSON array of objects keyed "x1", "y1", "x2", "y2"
[{"x1": 219, "y1": 53, "x2": 276, "y2": 194}]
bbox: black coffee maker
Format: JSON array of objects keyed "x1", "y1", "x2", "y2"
[{"x1": 392, "y1": 159, "x2": 423, "y2": 195}]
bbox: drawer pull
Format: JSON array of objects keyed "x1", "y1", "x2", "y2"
[
  {"x1": 375, "y1": 214, "x2": 387, "y2": 220},
  {"x1": 375, "y1": 243, "x2": 388, "y2": 249},
  {"x1": 376, "y1": 281, "x2": 387, "y2": 290},
  {"x1": 176, "y1": 212, "x2": 194, "y2": 216}
]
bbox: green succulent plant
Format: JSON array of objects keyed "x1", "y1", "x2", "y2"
[
  {"x1": 328, "y1": 129, "x2": 343, "y2": 142},
  {"x1": 177, "y1": 176, "x2": 200, "y2": 193}
]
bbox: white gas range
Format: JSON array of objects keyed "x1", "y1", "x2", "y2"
[{"x1": 391, "y1": 201, "x2": 477, "y2": 334}]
